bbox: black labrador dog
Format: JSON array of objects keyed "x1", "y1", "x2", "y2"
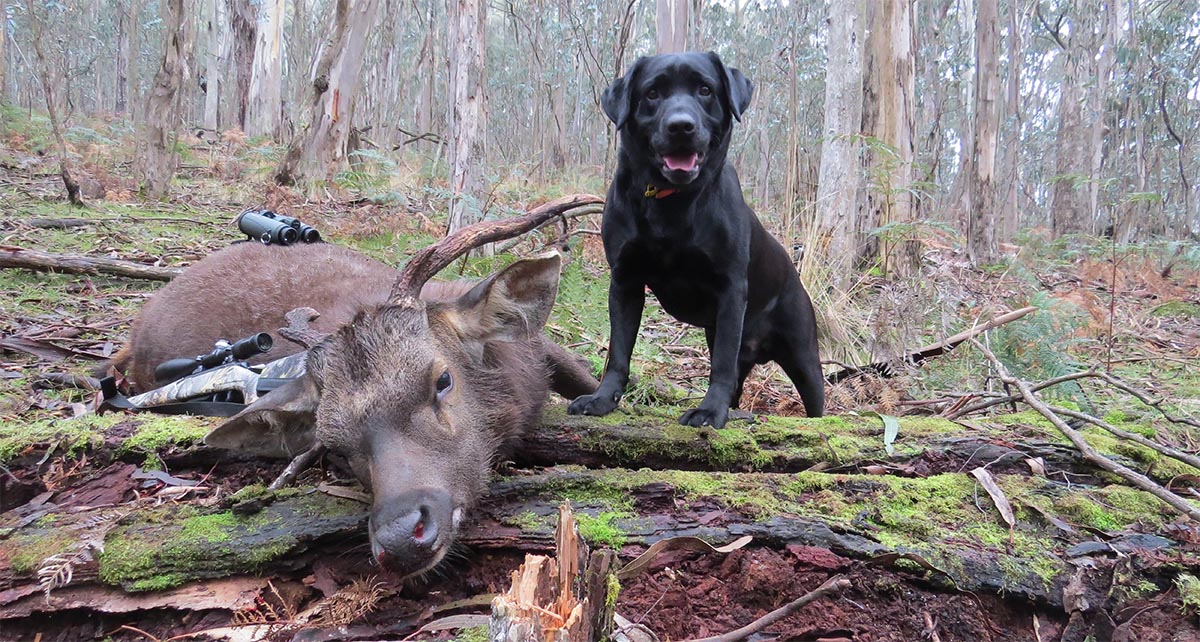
[{"x1": 568, "y1": 51, "x2": 824, "y2": 428}]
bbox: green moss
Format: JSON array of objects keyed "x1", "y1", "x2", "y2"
[
  {"x1": 575, "y1": 511, "x2": 629, "y2": 549},
  {"x1": 5, "y1": 530, "x2": 77, "y2": 574},
  {"x1": 118, "y1": 415, "x2": 213, "y2": 455},
  {"x1": 605, "y1": 574, "x2": 621, "y2": 610},
  {"x1": 1150, "y1": 301, "x2": 1200, "y2": 319},
  {"x1": 501, "y1": 511, "x2": 545, "y2": 532},
  {"x1": 0, "y1": 414, "x2": 120, "y2": 463},
  {"x1": 452, "y1": 626, "x2": 489, "y2": 642},
  {"x1": 1177, "y1": 573, "x2": 1200, "y2": 614},
  {"x1": 179, "y1": 512, "x2": 238, "y2": 543}
]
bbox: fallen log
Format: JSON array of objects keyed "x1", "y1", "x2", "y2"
[
  {"x1": 10, "y1": 460, "x2": 1189, "y2": 614},
  {"x1": 0, "y1": 245, "x2": 181, "y2": 281}
]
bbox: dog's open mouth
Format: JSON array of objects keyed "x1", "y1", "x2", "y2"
[{"x1": 663, "y1": 152, "x2": 700, "y2": 172}]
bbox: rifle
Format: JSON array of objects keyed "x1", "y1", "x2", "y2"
[{"x1": 99, "y1": 337, "x2": 307, "y2": 417}]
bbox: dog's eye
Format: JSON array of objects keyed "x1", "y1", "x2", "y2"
[
  {"x1": 698, "y1": 85, "x2": 712, "y2": 97},
  {"x1": 645, "y1": 89, "x2": 660, "y2": 100},
  {"x1": 435, "y1": 369, "x2": 453, "y2": 401}
]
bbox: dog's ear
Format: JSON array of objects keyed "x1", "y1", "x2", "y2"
[
  {"x1": 602, "y1": 57, "x2": 646, "y2": 129},
  {"x1": 707, "y1": 51, "x2": 754, "y2": 122}
]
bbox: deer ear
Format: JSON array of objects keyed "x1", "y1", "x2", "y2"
[
  {"x1": 203, "y1": 375, "x2": 321, "y2": 458},
  {"x1": 453, "y1": 252, "x2": 562, "y2": 343}
]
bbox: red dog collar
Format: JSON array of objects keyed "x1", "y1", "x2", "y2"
[{"x1": 644, "y1": 184, "x2": 677, "y2": 199}]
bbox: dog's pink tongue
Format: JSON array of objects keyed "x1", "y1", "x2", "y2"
[{"x1": 664, "y1": 153, "x2": 698, "y2": 172}]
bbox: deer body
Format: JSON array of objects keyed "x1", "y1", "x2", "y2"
[{"x1": 112, "y1": 197, "x2": 603, "y2": 578}]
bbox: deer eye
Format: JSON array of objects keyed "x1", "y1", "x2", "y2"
[
  {"x1": 698, "y1": 85, "x2": 712, "y2": 97},
  {"x1": 645, "y1": 88, "x2": 660, "y2": 100},
  {"x1": 435, "y1": 369, "x2": 453, "y2": 401}
]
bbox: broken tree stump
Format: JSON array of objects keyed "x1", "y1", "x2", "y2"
[{"x1": 490, "y1": 504, "x2": 617, "y2": 641}]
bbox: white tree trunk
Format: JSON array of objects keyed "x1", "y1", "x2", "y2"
[
  {"x1": 446, "y1": 0, "x2": 488, "y2": 235},
  {"x1": 274, "y1": 0, "x2": 382, "y2": 187},
  {"x1": 814, "y1": 0, "x2": 864, "y2": 281},
  {"x1": 202, "y1": 0, "x2": 227, "y2": 131},
  {"x1": 967, "y1": 0, "x2": 1000, "y2": 264},
  {"x1": 861, "y1": 0, "x2": 917, "y2": 278},
  {"x1": 137, "y1": 0, "x2": 190, "y2": 199},
  {"x1": 246, "y1": 0, "x2": 284, "y2": 138},
  {"x1": 655, "y1": 0, "x2": 690, "y2": 54}
]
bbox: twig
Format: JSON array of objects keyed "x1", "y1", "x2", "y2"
[
  {"x1": 1089, "y1": 370, "x2": 1200, "y2": 430},
  {"x1": 269, "y1": 443, "x2": 328, "y2": 490},
  {"x1": 32, "y1": 372, "x2": 100, "y2": 390},
  {"x1": 827, "y1": 307, "x2": 1037, "y2": 383},
  {"x1": 969, "y1": 339, "x2": 1200, "y2": 522},
  {"x1": 1046, "y1": 404, "x2": 1200, "y2": 473},
  {"x1": 683, "y1": 575, "x2": 850, "y2": 642},
  {"x1": 946, "y1": 368, "x2": 1097, "y2": 418}
]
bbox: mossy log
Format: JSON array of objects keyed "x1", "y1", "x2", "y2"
[{"x1": 2, "y1": 408, "x2": 1196, "y2": 622}]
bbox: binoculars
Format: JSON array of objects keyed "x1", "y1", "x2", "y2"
[
  {"x1": 237, "y1": 209, "x2": 321, "y2": 246},
  {"x1": 154, "y1": 332, "x2": 274, "y2": 384}
]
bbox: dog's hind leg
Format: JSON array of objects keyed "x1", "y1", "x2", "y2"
[{"x1": 775, "y1": 314, "x2": 825, "y2": 417}]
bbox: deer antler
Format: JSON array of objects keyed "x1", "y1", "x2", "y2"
[
  {"x1": 388, "y1": 193, "x2": 604, "y2": 304},
  {"x1": 279, "y1": 307, "x2": 331, "y2": 349}
]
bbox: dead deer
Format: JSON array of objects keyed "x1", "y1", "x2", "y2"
[{"x1": 111, "y1": 195, "x2": 602, "y2": 577}]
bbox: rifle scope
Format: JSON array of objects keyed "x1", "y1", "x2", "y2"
[
  {"x1": 238, "y1": 210, "x2": 300, "y2": 245},
  {"x1": 153, "y1": 332, "x2": 274, "y2": 385}
]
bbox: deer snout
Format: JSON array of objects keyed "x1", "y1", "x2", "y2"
[{"x1": 370, "y1": 488, "x2": 454, "y2": 577}]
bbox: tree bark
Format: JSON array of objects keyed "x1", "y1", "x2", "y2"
[
  {"x1": 226, "y1": 0, "x2": 257, "y2": 132},
  {"x1": 967, "y1": 0, "x2": 1000, "y2": 265},
  {"x1": 655, "y1": 0, "x2": 691, "y2": 54},
  {"x1": 860, "y1": 0, "x2": 918, "y2": 278},
  {"x1": 274, "y1": 0, "x2": 384, "y2": 187},
  {"x1": 202, "y1": 0, "x2": 227, "y2": 131},
  {"x1": 446, "y1": 0, "x2": 488, "y2": 235},
  {"x1": 0, "y1": 2, "x2": 8, "y2": 105},
  {"x1": 1047, "y1": 8, "x2": 1096, "y2": 238},
  {"x1": 997, "y1": 0, "x2": 1023, "y2": 242},
  {"x1": 115, "y1": 0, "x2": 129, "y2": 113},
  {"x1": 136, "y1": 0, "x2": 190, "y2": 199},
  {"x1": 23, "y1": 0, "x2": 83, "y2": 206},
  {"x1": 246, "y1": 0, "x2": 284, "y2": 138},
  {"x1": 814, "y1": 0, "x2": 864, "y2": 283}
]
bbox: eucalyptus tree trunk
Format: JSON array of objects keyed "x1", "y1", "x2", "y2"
[
  {"x1": 997, "y1": 0, "x2": 1024, "y2": 242},
  {"x1": 0, "y1": 3, "x2": 8, "y2": 105},
  {"x1": 137, "y1": 0, "x2": 190, "y2": 199},
  {"x1": 446, "y1": 0, "x2": 488, "y2": 234},
  {"x1": 967, "y1": 0, "x2": 1000, "y2": 265},
  {"x1": 275, "y1": 0, "x2": 383, "y2": 187},
  {"x1": 1047, "y1": 8, "x2": 1096, "y2": 238},
  {"x1": 655, "y1": 0, "x2": 690, "y2": 54},
  {"x1": 23, "y1": 0, "x2": 83, "y2": 205},
  {"x1": 226, "y1": 0, "x2": 257, "y2": 131},
  {"x1": 246, "y1": 0, "x2": 284, "y2": 138},
  {"x1": 814, "y1": 0, "x2": 864, "y2": 283},
  {"x1": 202, "y1": 0, "x2": 227, "y2": 131},
  {"x1": 860, "y1": 0, "x2": 918, "y2": 278}
]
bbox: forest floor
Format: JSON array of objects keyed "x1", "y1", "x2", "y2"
[{"x1": 2, "y1": 113, "x2": 1200, "y2": 641}]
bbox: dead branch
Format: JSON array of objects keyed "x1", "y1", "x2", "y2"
[
  {"x1": 946, "y1": 368, "x2": 1098, "y2": 418},
  {"x1": 1090, "y1": 370, "x2": 1200, "y2": 430},
  {"x1": 269, "y1": 443, "x2": 328, "y2": 490},
  {"x1": 1046, "y1": 405, "x2": 1200, "y2": 473},
  {"x1": 828, "y1": 306, "x2": 1036, "y2": 383},
  {"x1": 683, "y1": 575, "x2": 850, "y2": 642},
  {"x1": 969, "y1": 338, "x2": 1200, "y2": 522},
  {"x1": 0, "y1": 246, "x2": 182, "y2": 281}
]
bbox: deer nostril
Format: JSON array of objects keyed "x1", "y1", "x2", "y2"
[{"x1": 412, "y1": 519, "x2": 425, "y2": 540}]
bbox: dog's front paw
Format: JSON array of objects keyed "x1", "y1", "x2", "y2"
[
  {"x1": 678, "y1": 405, "x2": 729, "y2": 429},
  {"x1": 568, "y1": 393, "x2": 620, "y2": 417}
]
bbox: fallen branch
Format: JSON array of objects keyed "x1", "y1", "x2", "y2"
[
  {"x1": 1090, "y1": 370, "x2": 1200, "y2": 430},
  {"x1": 684, "y1": 575, "x2": 850, "y2": 642},
  {"x1": 268, "y1": 443, "x2": 327, "y2": 490},
  {"x1": 1045, "y1": 404, "x2": 1200, "y2": 473},
  {"x1": 828, "y1": 307, "x2": 1037, "y2": 383},
  {"x1": 0, "y1": 246, "x2": 181, "y2": 282},
  {"x1": 968, "y1": 338, "x2": 1200, "y2": 522},
  {"x1": 946, "y1": 369, "x2": 1098, "y2": 418}
]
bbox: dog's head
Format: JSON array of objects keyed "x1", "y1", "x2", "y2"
[{"x1": 603, "y1": 51, "x2": 753, "y2": 186}]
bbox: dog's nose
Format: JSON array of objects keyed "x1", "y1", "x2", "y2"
[{"x1": 666, "y1": 114, "x2": 696, "y2": 136}]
